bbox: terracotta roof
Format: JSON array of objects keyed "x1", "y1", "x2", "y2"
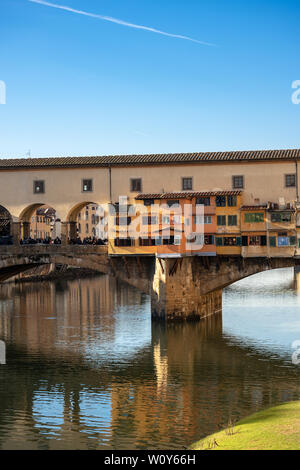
[
  {"x1": 0, "y1": 148, "x2": 300, "y2": 169},
  {"x1": 135, "y1": 190, "x2": 242, "y2": 200}
]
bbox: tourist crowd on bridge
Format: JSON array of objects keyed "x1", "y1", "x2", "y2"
[{"x1": 0, "y1": 235, "x2": 107, "y2": 246}]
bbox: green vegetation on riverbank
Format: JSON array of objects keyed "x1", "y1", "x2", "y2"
[{"x1": 190, "y1": 401, "x2": 300, "y2": 450}]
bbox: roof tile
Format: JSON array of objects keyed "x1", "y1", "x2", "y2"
[{"x1": 0, "y1": 148, "x2": 300, "y2": 169}]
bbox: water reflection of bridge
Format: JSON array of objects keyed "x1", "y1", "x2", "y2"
[{"x1": 0, "y1": 276, "x2": 300, "y2": 449}]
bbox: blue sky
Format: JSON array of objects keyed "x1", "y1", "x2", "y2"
[{"x1": 0, "y1": 0, "x2": 300, "y2": 158}]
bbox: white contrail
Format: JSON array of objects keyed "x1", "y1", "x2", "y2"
[{"x1": 28, "y1": 0, "x2": 215, "y2": 46}]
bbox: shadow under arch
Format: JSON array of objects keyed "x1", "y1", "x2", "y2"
[
  {"x1": 226, "y1": 265, "x2": 297, "y2": 294},
  {"x1": 0, "y1": 205, "x2": 12, "y2": 239}
]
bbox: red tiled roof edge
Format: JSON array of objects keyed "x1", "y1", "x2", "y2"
[
  {"x1": 0, "y1": 148, "x2": 300, "y2": 169},
  {"x1": 135, "y1": 190, "x2": 243, "y2": 200}
]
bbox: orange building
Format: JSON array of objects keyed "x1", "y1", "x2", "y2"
[{"x1": 108, "y1": 191, "x2": 243, "y2": 258}]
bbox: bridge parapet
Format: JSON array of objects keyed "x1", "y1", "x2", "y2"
[{"x1": 0, "y1": 245, "x2": 108, "y2": 256}]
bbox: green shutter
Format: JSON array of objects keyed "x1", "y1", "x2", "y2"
[
  {"x1": 228, "y1": 215, "x2": 237, "y2": 226},
  {"x1": 244, "y1": 213, "x2": 264, "y2": 223},
  {"x1": 216, "y1": 237, "x2": 223, "y2": 246},
  {"x1": 269, "y1": 236, "x2": 276, "y2": 247},
  {"x1": 290, "y1": 236, "x2": 296, "y2": 246}
]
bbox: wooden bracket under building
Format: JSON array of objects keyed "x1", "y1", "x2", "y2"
[
  {"x1": 169, "y1": 258, "x2": 180, "y2": 276},
  {"x1": 158, "y1": 258, "x2": 165, "y2": 274},
  {"x1": 122, "y1": 256, "x2": 130, "y2": 279}
]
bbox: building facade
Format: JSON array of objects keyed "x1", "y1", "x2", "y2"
[{"x1": 1, "y1": 148, "x2": 300, "y2": 250}]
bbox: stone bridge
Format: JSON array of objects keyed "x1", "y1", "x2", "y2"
[
  {"x1": 0, "y1": 245, "x2": 299, "y2": 321},
  {"x1": 0, "y1": 245, "x2": 109, "y2": 282}
]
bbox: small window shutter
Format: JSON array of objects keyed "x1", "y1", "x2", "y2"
[
  {"x1": 261, "y1": 235, "x2": 267, "y2": 246},
  {"x1": 242, "y1": 236, "x2": 248, "y2": 246}
]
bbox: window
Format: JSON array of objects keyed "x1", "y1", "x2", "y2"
[
  {"x1": 130, "y1": 178, "x2": 142, "y2": 192},
  {"x1": 216, "y1": 196, "x2": 226, "y2": 207},
  {"x1": 144, "y1": 199, "x2": 154, "y2": 206},
  {"x1": 174, "y1": 236, "x2": 181, "y2": 245},
  {"x1": 205, "y1": 235, "x2": 214, "y2": 245},
  {"x1": 162, "y1": 215, "x2": 170, "y2": 224},
  {"x1": 196, "y1": 197, "x2": 210, "y2": 206},
  {"x1": 78, "y1": 223, "x2": 81, "y2": 234},
  {"x1": 232, "y1": 175, "x2": 244, "y2": 189},
  {"x1": 217, "y1": 215, "x2": 226, "y2": 226},
  {"x1": 142, "y1": 215, "x2": 158, "y2": 225},
  {"x1": 228, "y1": 215, "x2": 237, "y2": 226},
  {"x1": 269, "y1": 236, "x2": 276, "y2": 247},
  {"x1": 163, "y1": 236, "x2": 174, "y2": 245},
  {"x1": 244, "y1": 213, "x2": 264, "y2": 223},
  {"x1": 115, "y1": 238, "x2": 134, "y2": 247},
  {"x1": 118, "y1": 217, "x2": 132, "y2": 226},
  {"x1": 224, "y1": 237, "x2": 242, "y2": 246},
  {"x1": 249, "y1": 236, "x2": 261, "y2": 246},
  {"x1": 271, "y1": 212, "x2": 292, "y2": 223},
  {"x1": 166, "y1": 200, "x2": 179, "y2": 208},
  {"x1": 227, "y1": 195, "x2": 237, "y2": 207},
  {"x1": 204, "y1": 216, "x2": 212, "y2": 224},
  {"x1": 278, "y1": 236, "x2": 289, "y2": 246},
  {"x1": 194, "y1": 215, "x2": 204, "y2": 224},
  {"x1": 216, "y1": 237, "x2": 223, "y2": 246},
  {"x1": 285, "y1": 174, "x2": 296, "y2": 187},
  {"x1": 86, "y1": 224, "x2": 89, "y2": 234},
  {"x1": 82, "y1": 179, "x2": 93, "y2": 192},
  {"x1": 34, "y1": 180, "x2": 45, "y2": 194},
  {"x1": 182, "y1": 177, "x2": 193, "y2": 191}
]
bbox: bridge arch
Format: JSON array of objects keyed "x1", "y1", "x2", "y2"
[
  {"x1": 0, "y1": 245, "x2": 109, "y2": 282},
  {"x1": 67, "y1": 201, "x2": 107, "y2": 241},
  {"x1": 18, "y1": 203, "x2": 61, "y2": 241}
]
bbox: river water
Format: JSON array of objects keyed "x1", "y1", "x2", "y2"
[{"x1": 0, "y1": 268, "x2": 300, "y2": 450}]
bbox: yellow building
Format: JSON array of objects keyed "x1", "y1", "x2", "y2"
[
  {"x1": 215, "y1": 192, "x2": 243, "y2": 256},
  {"x1": 76, "y1": 204, "x2": 101, "y2": 240},
  {"x1": 29, "y1": 206, "x2": 55, "y2": 240}
]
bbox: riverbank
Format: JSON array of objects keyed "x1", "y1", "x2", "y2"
[{"x1": 190, "y1": 401, "x2": 300, "y2": 450}]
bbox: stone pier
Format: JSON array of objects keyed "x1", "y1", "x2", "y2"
[{"x1": 151, "y1": 257, "x2": 222, "y2": 321}]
